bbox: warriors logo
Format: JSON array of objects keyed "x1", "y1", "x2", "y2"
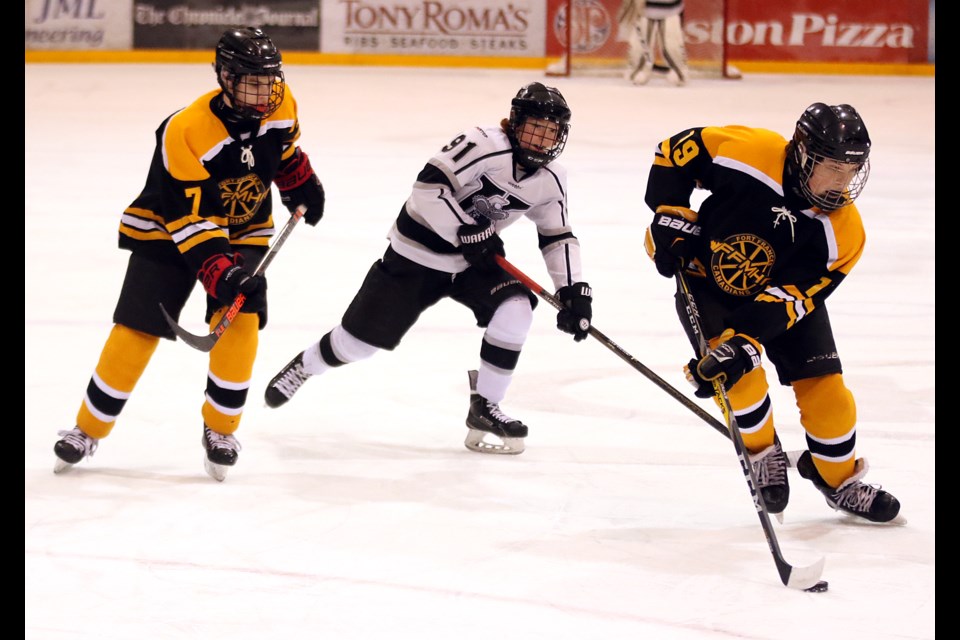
[
  {"x1": 219, "y1": 174, "x2": 268, "y2": 225},
  {"x1": 709, "y1": 234, "x2": 775, "y2": 296},
  {"x1": 461, "y1": 175, "x2": 531, "y2": 222},
  {"x1": 473, "y1": 193, "x2": 512, "y2": 221}
]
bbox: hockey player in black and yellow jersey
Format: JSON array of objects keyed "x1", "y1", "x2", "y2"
[
  {"x1": 644, "y1": 103, "x2": 902, "y2": 523},
  {"x1": 53, "y1": 27, "x2": 326, "y2": 481}
]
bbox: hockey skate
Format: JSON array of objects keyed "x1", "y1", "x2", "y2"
[
  {"x1": 796, "y1": 450, "x2": 904, "y2": 524},
  {"x1": 665, "y1": 67, "x2": 687, "y2": 87},
  {"x1": 265, "y1": 351, "x2": 312, "y2": 408},
  {"x1": 53, "y1": 427, "x2": 99, "y2": 473},
  {"x1": 627, "y1": 58, "x2": 653, "y2": 86},
  {"x1": 464, "y1": 370, "x2": 527, "y2": 455},
  {"x1": 749, "y1": 437, "x2": 790, "y2": 515},
  {"x1": 202, "y1": 425, "x2": 241, "y2": 482}
]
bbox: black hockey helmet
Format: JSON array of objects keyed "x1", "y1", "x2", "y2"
[
  {"x1": 214, "y1": 26, "x2": 284, "y2": 120},
  {"x1": 506, "y1": 82, "x2": 572, "y2": 170},
  {"x1": 786, "y1": 102, "x2": 871, "y2": 211}
]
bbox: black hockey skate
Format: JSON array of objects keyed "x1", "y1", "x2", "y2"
[
  {"x1": 797, "y1": 450, "x2": 904, "y2": 524},
  {"x1": 265, "y1": 351, "x2": 312, "y2": 408},
  {"x1": 750, "y1": 437, "x2": 790, "y2": 515},
  {"x1": 464, "y1": 369, "x2": 527, "y2": 455},
  {"x1": 202, "y1": 425, "x2": 241, "y2": 482},
  {"x1": 53, "y1": 427, "x2": 99, "y2": 473}
]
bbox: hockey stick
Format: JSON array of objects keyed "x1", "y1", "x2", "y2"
[
  {"x1": 160, "y1": 205, "x2": 307, "y2": 352},
  {"x1": 496, "y1": 255, "x2": 743, "y2": 441},
  {"x1": 495, "y1": 256, "x2": 804, "y2": 468},
  {"x1": 676, "y1": 269, "x2": 826, "y2": 591}
]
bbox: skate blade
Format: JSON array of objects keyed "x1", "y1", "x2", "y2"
[
  {"x1": 828, "y1": 501, "x2": 908, "y2": 526},
  {"x1": 204, "y1": 458, "x2": 231, "y2": 482},
  {"x1": 464, "y1": 429, "x2": 525, "y2": 455},
  {"x1": 53, "y1": 458, "x2": 74, "y2": 474}
]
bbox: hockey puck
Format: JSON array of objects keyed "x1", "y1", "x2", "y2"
[{"x1": 805, "y1": 580, "x2": 829, "y2": 593}]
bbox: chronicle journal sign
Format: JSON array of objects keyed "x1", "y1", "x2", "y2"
[{"x1": 133, "y1": 1, "x2": 320, "y2": 51}]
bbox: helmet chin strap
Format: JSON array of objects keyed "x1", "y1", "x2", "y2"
[
  {"x1": 782, "y1": 151, "x2": 814, "y2": 211},
  {"x1": 212, "y1": 93, "x2": 260, "y2": 132}
]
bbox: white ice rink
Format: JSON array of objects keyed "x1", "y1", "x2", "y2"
[{"x1": 25, "y1": 63, "x2": 934, "y2": 639}]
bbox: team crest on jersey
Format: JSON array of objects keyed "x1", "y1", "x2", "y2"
[
  {"x1": 462, "y1": 175, "x2": 531, "y2": 221},
  {"x1": 709, "y1": 234, "x2": 775, "y2": 296},
  {"x1": 219, "y1": 174, "x2": 267, "y2": 224},
  {"x1": 473, "y1": 194, "x2": 512, "y2": 220}
]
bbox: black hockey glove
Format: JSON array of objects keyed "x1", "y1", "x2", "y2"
[
  {"x1": 645, "y1": 205, "x2": 701, "y2": 278},
  {"x1": 684, "y1": 330, "x2": 762, "y2": 398},
  {"x1": 275, "y1": 149, "x2": 325, "y2": 226},
  {"x1": 556, "y1": 282, "x2": 593, "y2": 342},
  {"x1": 458, "y1": 221, "x2": 505, "y2": 273},
  {"x1": 198, "y1": 253, "x2": 267, "y2": 313}
]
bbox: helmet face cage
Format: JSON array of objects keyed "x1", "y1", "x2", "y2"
[
  {"x1": 507, "y1": 83, "x2": 571, "y2": 170},
  {"x1": 791, "y1": 103, "x2": 871, "y2": 211},
  {"x1": 215, "y1": 27, "x2": 285, "y2": 120}
]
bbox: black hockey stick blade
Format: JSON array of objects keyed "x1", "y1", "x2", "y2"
[
  {"x1": 160, "y1": 205, "x2": 307, "y2": 352},
  {"x1": 160, "y1": 299, "x2": 242, "y2": 352}
]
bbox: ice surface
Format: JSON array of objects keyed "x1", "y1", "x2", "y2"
[{"x1": 25, "y1": 63, "x2": 935, "y2": 640}]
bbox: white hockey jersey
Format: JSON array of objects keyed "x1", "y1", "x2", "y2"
[{"x1": 387, "y1": 124, "x2": 583, "y2": 291}]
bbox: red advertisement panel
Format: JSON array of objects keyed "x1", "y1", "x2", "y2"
[
  {"x1": 726, "y1": 0, "x2": 928, "y2": 63},
  {"x1": 544, "y1": 0, "x2": 736, "y2": 66},
  {"x1": 545, "y1": 0, "x2": 621, "y2": 59},
  {"x1": 545, "y1": 0, "x2": 930, "y2": 64}
]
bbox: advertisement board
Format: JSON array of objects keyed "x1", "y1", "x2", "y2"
[
  {"x1": 24, "y1": 0, "x2": 933, "y2": 69},
  {"x1": 25, "y1": 0, "x2": 133, "y2": 49},
  {"x1": 132, "y1": 1, "x2": 320, "y2": 51},
  {"x1": 319, "y1": 0, "x2": 547, "y2": 58},
  {"x1": 544, "y1": 0, "x2": 724, "y2": 68},
  {"x1": 543, "y1": 0, "x2": 931, "y2": 66},
  {"x1": 726, "y1": 0, "x2": 929, "y2": 64}
]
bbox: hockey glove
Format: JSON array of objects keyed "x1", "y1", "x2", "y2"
[
  {"x1": 556, "y1": 283, "x2": 593, "y2": 342},
  {"x1": 198, "y1": 253, "x2": 267, "y2": 313},
  {"x1": 458, "y1": 221, "x2": 505, "y2": 273},
  {"x1": 645, "y1": 205, "x2": 701, "y2": 278},
  {"x1": 275, "y1": 149, "x2": 325, "y2": 226},
  {"x1": 684, "y1": 329, "x2": 762, "y2": 398}
]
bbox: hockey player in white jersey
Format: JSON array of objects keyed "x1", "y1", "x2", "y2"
[{"x1": 264, "y1": 82, "x2": 592, "y2": 454}]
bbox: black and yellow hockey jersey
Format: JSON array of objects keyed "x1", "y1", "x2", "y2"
[
  {"x1": 118, "y1": 85, "x2": 301, "y2": 273},
  {"x1": 644, "y1": 125, "x2": 865, "y2": 343}
]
